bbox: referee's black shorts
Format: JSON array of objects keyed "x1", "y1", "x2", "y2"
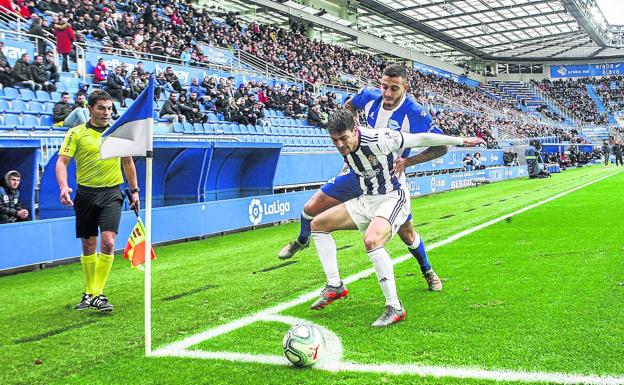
[{"x1": 74, "y1": 185, "x2": 124, "y2": 239}]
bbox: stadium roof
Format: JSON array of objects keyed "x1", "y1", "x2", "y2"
[{"x1": 206, "y1": 0, "x2": 624, "y2": 63}]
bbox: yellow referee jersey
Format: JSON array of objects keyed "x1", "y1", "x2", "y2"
[{"x1": 59, "y1": 122, "x2": 124, "y2": 188}]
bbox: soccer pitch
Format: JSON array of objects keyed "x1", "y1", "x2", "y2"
[{"x1": 1, "y1": 165, "x2": 623, "y2": 385}]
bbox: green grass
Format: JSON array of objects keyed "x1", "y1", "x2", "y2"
[{"x1": 1, "y1": 165, "x2": 622, "y2": 385}]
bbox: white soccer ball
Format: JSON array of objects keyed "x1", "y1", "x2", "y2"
[{"x1": 282, "y1": 323, "x2": 325, "y2": 367}]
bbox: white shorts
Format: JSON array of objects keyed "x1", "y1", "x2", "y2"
[{"x1": 345, "y1": 189, "x2": 411, "y2": 236}]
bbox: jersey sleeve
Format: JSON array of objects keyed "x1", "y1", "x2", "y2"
[
  {"x1": 376, "y1": 129, "x2": 405, "y2": 153},
  {"x1": 407, "y1": 103, "x2": 443, "y2": 134},
  {"x1": 58, "y1": 128, "x2": 77, "y2": 158},
  {"x1": 349, "y1": 87, "x2": 380, "y2": 110}
]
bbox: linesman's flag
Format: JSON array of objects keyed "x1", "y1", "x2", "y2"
[{"x1": 124, "y1": 218, "x2": 156, "y2": 269}]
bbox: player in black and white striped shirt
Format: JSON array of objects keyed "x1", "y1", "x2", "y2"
[{"x1": 310, "y1": 110, "x2": 484, "y2": 327}]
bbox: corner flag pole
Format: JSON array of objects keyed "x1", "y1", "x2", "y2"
[{"x1": 144, "y1": 151, "x2": 153, "y2": 355}]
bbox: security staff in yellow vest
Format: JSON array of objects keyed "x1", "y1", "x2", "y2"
[{"x1": 56, "y1": 90, "x2": 140, "y2": 312}]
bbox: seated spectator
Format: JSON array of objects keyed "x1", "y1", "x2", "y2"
[
  {"x1": 254, "y1": 102, "x2": 269, "y2": 127},
  {"x1": 185, "y1": 91, "x2": 207, "y2": 123},
  {"x1": 29, "y1": 54, "x2": 56, "y2": 92},
  {"x1": 163, "y1": 66, "x2": 182, "y2": 92},
  {"x1": 11, "y1": 53, "x2": 39, "y2": 91},
  {"x1": 160, "y1": 92, "x2": 186, "y2": 123},
  {"x1": 133, "y1": 61, "x2": 146, "y2": 76},
  {"x1": 53, "y1": 92, "x2": 89, "y2": 127},
  {"x1": 188, "y1": 78, "x2": 204, "y2": 100},
  {"x1": 93, "y1": 57, "x2": 108, "y2": 85},
  {"x1": 154, "y1": 72, "x2": 172, "y2": 100},
  {"x1": 203, "y1": 95, "x2": 215, "y2": 112},
  {"x1": 503, "y1": 148, "x2": 517, "y2": 166},
  {"x1": 463, "y1": 153, "x2": 474, "y2": 171},
  {"x1": 0, "y1": 41, "x2": 13, "y2": 87},
  {"x1": 0, "y1": 170, "x2": 29, "y2": 224},
  {"x1": 473, "y1": 152, "x2": 483, "y2": 170},
  {"x1": 126, "y1": 70, "x2": 143, "y2": 97},
  {"x1": 307, "y1": 104, "x2": 324, "y2": 127},
  {"x1": 106, "y1": 66, "x2": 130, "y2": 106},
  {"x1": 43, "y1": 50, "x2": 60, "y2": 83}
]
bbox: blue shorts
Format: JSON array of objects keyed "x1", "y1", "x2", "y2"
[
  {"x1": 320, "y1": 168, "x2": 413, "y2": 222},
  {"x1": 320, "y1": 168, "x2": 363, "y2": 202}
]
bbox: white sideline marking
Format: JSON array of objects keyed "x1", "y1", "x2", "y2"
[{"x1": 152, "y1": 170, "x2": 624, "y2": 384}]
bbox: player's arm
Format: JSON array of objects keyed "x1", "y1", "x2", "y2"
[
  {"x1": 401, "y1": 132, "x2": 485, "y2": 148},
  {"x1": 121, "y1": 156, "x2": 140, "y2": 211},
  {"x1": 393, "y1": 145, "x2": 448, "y2": 177},
  {"x1": 55, "y1": 155, "x2": 74, "y2": 206},
  {"x1": 344, "y1": 98, "x2": 358, "y2": 121}
]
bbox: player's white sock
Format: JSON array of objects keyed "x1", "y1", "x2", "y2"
[
  {"x1": 311, "y1": 232, "x2": 341, "y2": 287},
  {"x1": 367, "y1": 247, "x2": 401, "y2": 309}
]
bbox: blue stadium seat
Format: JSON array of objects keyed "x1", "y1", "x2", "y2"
[
  {"x1": 0, "y1": 99, "x2": 9, "y2": 112},
  {"x1": 231, "y1": 124, "x2": 242, "y2": 135},
  {"x1": 207, "y1": 112, "x2": 218, "y2": 122},
  {"x1": 222, "y1": 124, "x2": 233, "y2": 135},
  {"x1": 275, "y1": 110, "x2": 284, "y2": 117},
  {"x1": 37, "y1": 115, "x2": 54, "y2": 129},
  {"x1": 266, "y1": 109, "x2": 276, "y2": 117},
  {"x1": 203, "y1": 123, "x2": 215, "y2": 134},
  {"x1": 35, "y1": 90, "x2": 51, "y2": 102},
  {"x1": 26, "y1": 101, "x2": 44, "y2": 115},
  {"x1": 50, "y1": 92, "x2": 61, "y2": 102},
  {"x1": 7, "y1": 100, "x2": 27, "y2": 114},
  {"x1": 182, "y1": 122, "x2": 194, "y2": 134},
  {"x1": 172, "y1": 122, "x2": 184, "y2": 133},
  {"x1": 21, "y1": 114, "x2": 39, "y2": 129},
  {"x1": 124, "y1": 98, "x2": 135, "y2": 108},
  {"x1": 0, "y1": 114, "x2": 19, "y2": 130},
  {"x1": 193, "y1": 123, "x2": 204, "y2": 134},
  {"x1": 239, "y1": 124, "x2": 249, "y2": 135},
  {"x1": 44, "y1": 102, "x2": 55, "y2": 114},
  {"x1": 1, "y1": 87, "x2": 19, "y2": 100},
  {"x1": 55, "y1": 83, "x2": 68, "y2": 92},
  {"x1": 20, "y1": 88, "x2": 36, "y2": 101}
]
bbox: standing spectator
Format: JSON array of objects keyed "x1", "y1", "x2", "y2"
[
  {"x1": 613, "y1": 142, "x2": 623, "y2": 166},
  {"x1": 0, "y1": 170, "x2": 29, "y2": 224},
  {"x1": 53, "y1": 16, "x2": 75, "y2": 72},
  {"x1": 30, "y1": 54, "x2": 56, "y2": 92},
  {"x1": 93, "y1": 58, "x2": 108, "y2": 84},
  {"x1": 28, "y1": 15, "x2": 47, "y2": 55},
  {"x1": 11, "y1": 53, "x2": 39, "y2": 90},
  {"x1": 179, "y1": 47, "x2": 191, "y2": 66},
  {"x1": 160, "y1": 92, "x2": 186, "y2": 123},
  {"x1": 0, "y1": 41, "x2": 13, "y2": 87},
  {"x1": 602, "y1": 140, "x2": 611, "y2": 167}
]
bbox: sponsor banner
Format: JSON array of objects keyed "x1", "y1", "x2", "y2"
[
  {"x1": 1, "y1": 38, "x2": 36, "y2": 65},
  {"x1": 550, "y1": 62, "x2": 624, "y2": 78},
  {"x1": 406, "y1": 166, "x2": 526, "y2": 196},
  {"x1": 412, "y1": 61, "x2": 480, "y2": 88},
  {"x1": 406, "y1": 149, "x2": 504, "y2": 174},
  {"x1": 201, "y1": 45, "x2": 236, "y2": 66}
]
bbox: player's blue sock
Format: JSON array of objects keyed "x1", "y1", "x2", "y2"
[
  {"x1": 408, "y1": 239, "x2": 431, "y2": 274},
  {"x1": 297, "y1": 211, "x2": 314, "y2": 244}
]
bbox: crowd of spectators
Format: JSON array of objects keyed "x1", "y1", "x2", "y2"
[
  {"x1": 535, "y1": 78, "x2": 608, "y2": 124},
  {"x1": 0, "y1": 45, "x2": 59, "y2": 90},
  {"x1": 594, "y1": 76, "x2": 624, "y2": 114}
]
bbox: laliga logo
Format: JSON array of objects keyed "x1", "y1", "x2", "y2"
[
  {"x1": 248, "y1": 199, "x2": 263, "y2": 226},
  {"x1": 248, "y1": 198, "x2": 292, "y2": 225}
]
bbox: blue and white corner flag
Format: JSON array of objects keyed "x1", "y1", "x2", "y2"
[{"x1": 100, "y1": 76, "x2": 155, "y2": 159}]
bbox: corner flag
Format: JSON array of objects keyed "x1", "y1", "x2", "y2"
[
  {"x1": 124, "y1": 218, "x2": 156, "y2": 269},
  {"x1": 100, "y1": 76, "x2": 155, "y2": 159}
]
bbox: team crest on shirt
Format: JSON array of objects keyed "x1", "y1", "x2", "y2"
[
  {"x1": 388, "y1": 119, "x2": 400, "y2": 130},
  {"x1": 367, "y1": 154, "x2": 380, "y2": 166}
]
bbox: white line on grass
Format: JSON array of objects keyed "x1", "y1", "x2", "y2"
[{"x1": 152, "y1": 169, "x2": 624, "y2": 384}]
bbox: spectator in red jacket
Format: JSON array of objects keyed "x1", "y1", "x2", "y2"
[
  {"x1": 53, "y1": 17, "x2": 75, "y2": 72},
  {"x1": 93, "y1": 57, "x2": 108, "y2": 84}
]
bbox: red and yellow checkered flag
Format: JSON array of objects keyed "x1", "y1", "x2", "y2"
[{"x1": 124, "y1": 218, "x2": 156, "y2": 269}]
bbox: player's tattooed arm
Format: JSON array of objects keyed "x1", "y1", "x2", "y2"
[{"x1": 392, "y1": 146, "x2": 448, "y2": 177}]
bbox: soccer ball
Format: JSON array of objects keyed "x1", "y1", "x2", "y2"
[{"x1": 282, "y1": 324, "x2": 325, "y2": 367}]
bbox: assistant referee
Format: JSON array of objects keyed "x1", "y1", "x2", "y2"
[{"x1": 56, "y1": 90, "x2": 140, "y2": 312}]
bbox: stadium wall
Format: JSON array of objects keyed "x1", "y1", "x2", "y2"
[{"x1": 0, "y1": 163, "x2": 525, "y2": 271}]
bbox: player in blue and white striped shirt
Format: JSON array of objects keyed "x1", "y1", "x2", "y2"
[
  {"x1": 309, "y1": 110, "x2": 485, "y2": 326},
  {"x1": 279, "y1": 64, "x2": 448, "y2": 291}
]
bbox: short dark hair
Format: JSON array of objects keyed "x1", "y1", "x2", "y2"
[
  {"x1": 61, "y1": 92, "x2": 70, "y2": 97},
  {"x1": 383, "y1": 64, "x2": 408, "y2": 80},
  {"x1": 327, "y1": 109, "x2": 356, "y2": 133},
  {"x1": 87, "y1": 89, "x2": 112, "y2": 107}
]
